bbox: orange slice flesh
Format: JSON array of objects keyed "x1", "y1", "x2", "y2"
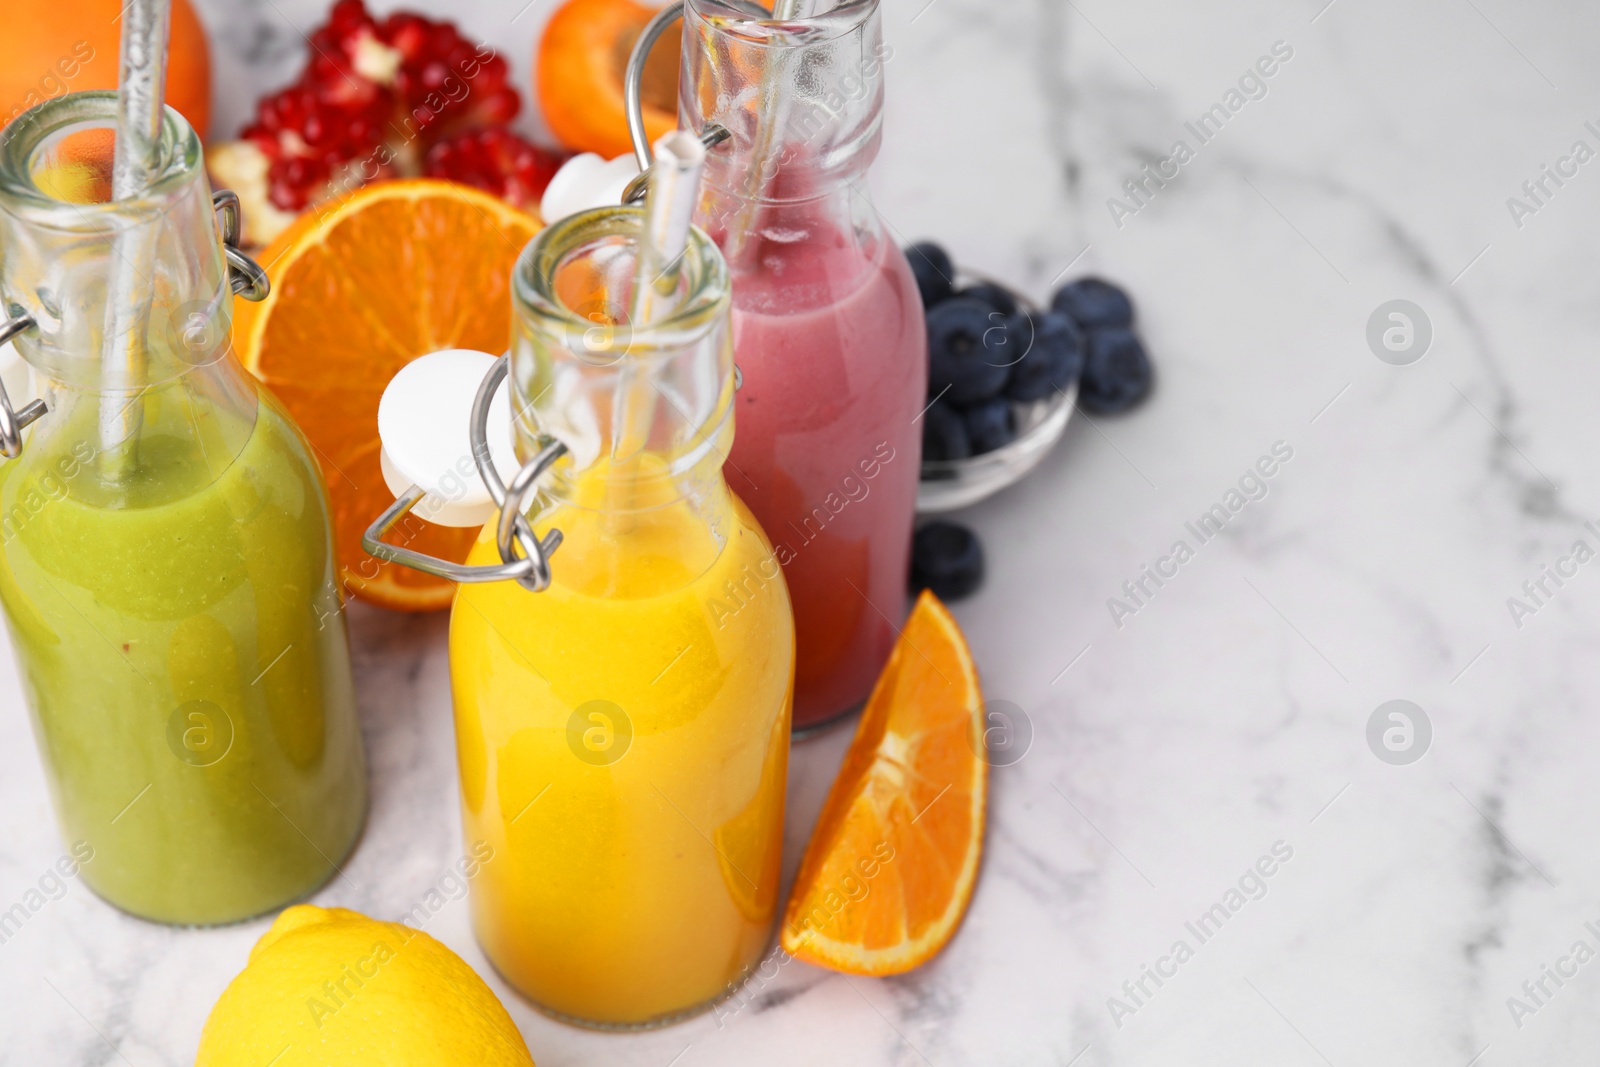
[
  {"x1": 232, "y1": 179, "x2": 541, "y2": 611},
  {"x1": 781, "y1": 590, "x2": 987, "y2": 975}
]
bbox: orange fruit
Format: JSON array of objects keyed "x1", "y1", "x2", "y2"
[
  {"x1": 233, "y1": 179, "x2": 541, "y2": 612},
  {"x1": 537, "y1": 0, "x2": 680, "y2": 159},
  {"x1": 2, "y1": 0, "x2": 211, "y2": 136},
  {"x1": 781, "y1": 590, "x2": 987, "y2": 975}
]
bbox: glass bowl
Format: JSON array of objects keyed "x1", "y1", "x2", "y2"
[{"x1": 916, "y1": 276, "x2": 1076, "y2": 514}]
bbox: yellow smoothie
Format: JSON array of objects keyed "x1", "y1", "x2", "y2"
[{"x1": 449, "y1": 462, "x2": 793, "y2": 1027}]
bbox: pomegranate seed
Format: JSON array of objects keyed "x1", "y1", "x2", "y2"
[
  {"x1": 303, "y1": 113, "x2": 332, "y2": 147},
  {"x1": 428, "y1": 25, "x2": 459, "y2": 55},
  {"x1": 423, "y1": 128, "x2": 564, "y2": 210},
  {"x1": 329, "y1": 0, "x2": 365, "y2": 26},
  {"x1": 383, "y1": 14, "x2": 428, "y2": 58}
]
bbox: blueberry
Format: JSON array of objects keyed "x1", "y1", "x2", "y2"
[
  {"x1": 927, "y1": 298, "x2": 1012, "y2": 405},
  {"x1": 910, "y1": 521, "x2": 984, "y2": 601},
  {"x1": 1051, "y1": 277, "x2": 1134, "y2": 329},
  {"x1": 921, "y1": 399, "x2": 972, "y2": 462},
  {"x1": 963, "y1": 398, "x2": 1015, "y2": 454},
  {"x1": 906, "y1": 241, "x2": 955, "y2": 310},
  {"x1": 953, "y1": 282, "x2": 1018, "y2": 317},
  {"x1": 1005, "y1": 310, "x2": 1084, "y2": 402},
  {"x1": 1080, "y1": 327, "x2": 1153, "y2": 414}
]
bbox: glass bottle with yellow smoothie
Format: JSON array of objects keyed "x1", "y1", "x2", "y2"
[
  {"x1": 373, "y1": 205, "x2": 794, "y2": 1027},
  {"x1": 0, "y1": 93, "x2": 367, "y2": 925}
]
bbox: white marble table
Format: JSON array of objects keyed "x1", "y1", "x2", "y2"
[{"x1": 6, "y1": 0, "x2": 1600, "y2": 1063}]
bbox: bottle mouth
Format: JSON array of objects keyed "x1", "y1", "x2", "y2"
[
  {"x1": 687, "y1": 0, "x2": 878, "y2": 45},
  {"x1": 0, "y1": 91, "x2": 202, "y2": 229},
  {"x1": 513, "y1": 205, "x2": 730, "y2": 365}
]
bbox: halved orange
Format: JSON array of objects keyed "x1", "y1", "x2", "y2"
[
  {"x1": 781, "y1": 590, "x2": 987, "y2": 975},
  {"x1": 233, "y1": 179, "x2": 541, "y2": 611}
]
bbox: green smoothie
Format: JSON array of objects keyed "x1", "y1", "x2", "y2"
[{"x1": 0, "y1": 377, "x2": 368, "y2": 925}]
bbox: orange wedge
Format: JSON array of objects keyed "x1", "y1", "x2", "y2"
[
  {"x1": 781, "y1": 590, "x2": 987, "y2": 975},
  {"x1": 233, "y1": 179, "x2": 541, "y2": 611}
]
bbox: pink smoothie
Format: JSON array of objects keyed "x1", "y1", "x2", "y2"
[{"x1": 715, "y1": 207, "x2": 927, "y2": 728}]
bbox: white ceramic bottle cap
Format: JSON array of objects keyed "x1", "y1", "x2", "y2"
[
  {"x1": 377, "y1": 349, "x2": 521, "y2": 528},
  {"x1": 540, "y1": 152, "x2": 643, "y2": 223}
]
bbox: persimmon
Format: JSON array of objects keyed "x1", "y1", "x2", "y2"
[
  {"x1": 537, "y1": 0, "x2": 680, "y2": 159},
  {"x1": 1, "y1": 0, "x2": 211, "y2": 136}
]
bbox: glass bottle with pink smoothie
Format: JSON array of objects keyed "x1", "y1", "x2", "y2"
[{"x1": 644, "y1": 0, "x2": 925, "y2": 730}]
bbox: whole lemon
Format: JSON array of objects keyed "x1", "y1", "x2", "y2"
[{"x1": 196, "y1": 905, "x2": 535, "y2": 1067}]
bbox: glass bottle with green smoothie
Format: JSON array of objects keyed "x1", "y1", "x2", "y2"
[{"x1": 0, "y1": 92, "x2": 367, "y2": 925}]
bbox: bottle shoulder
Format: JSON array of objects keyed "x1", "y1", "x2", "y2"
[{"x1": 455, "y1": 488, "x2": 791, "y2": 624}]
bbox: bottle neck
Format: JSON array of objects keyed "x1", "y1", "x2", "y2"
[
  {"x1": 0, "y1": 93, "x2": 234, "y2": 393},
  {"x1": 0, "y1": 93, "x2": 254, "y2": 488},
  {"x1": 522, "y1": 402, "x2": 737, "y2": 541},
  {"x1": 508, "y1": 207, "x2": 738, "y2": 595},
  {"x1": 509, "y1": 207, "x2": 736, "y2": 517},
  {"x1": 680, "y1": 0, "x2": 889, "y2": 210}
]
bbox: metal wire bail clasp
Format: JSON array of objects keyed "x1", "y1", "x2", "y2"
[
  {"x1": 0, "y1": 315, "x2": 46, "y2": 461},
  {"x1": 212, "y1": 190, "x2": 270, "y2": 301},
  {"x1": 361, "y1": 354, "x2": 566, "y2": 594}
]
